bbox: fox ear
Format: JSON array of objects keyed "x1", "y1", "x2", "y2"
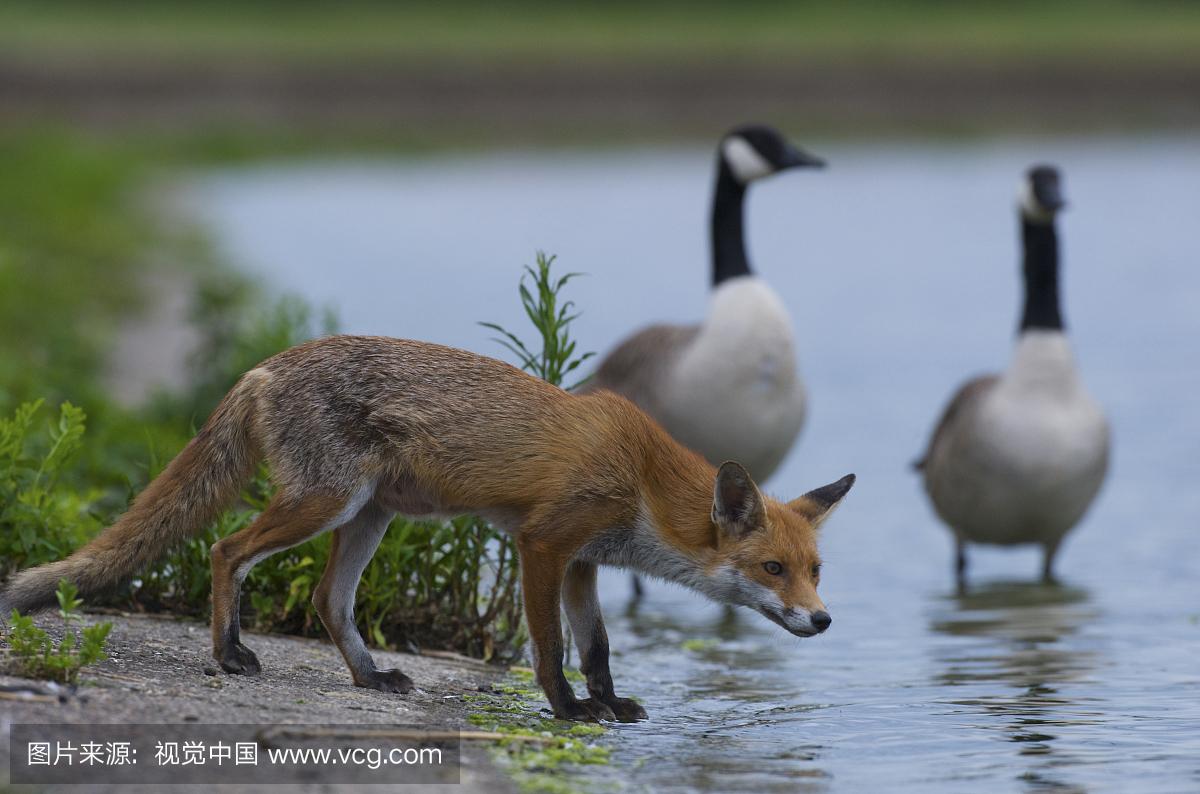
[
  {"x1": 788, "y1": 474, "x2": 856, "y2": 526},
  {"x1": 712, "y1": 461, "x2": 766, "y2": 537}
]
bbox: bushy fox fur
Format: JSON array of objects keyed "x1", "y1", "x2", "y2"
[{"x1": 0, "y1": 336, "x2": 853, "y2": 722}]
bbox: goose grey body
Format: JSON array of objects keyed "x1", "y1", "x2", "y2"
[
  {"x1": 591, "y1": 277, "x2": 805, "y2": 478},
  {"x1": 920, "y1": 335, "x2": 1109, "y2": 558},
  {"x1": 588, "y1": 325, "x2": 699, "y2": 420},
  {"x1": 586, "y1": 125, "x2": 819, "y2": 483},
  {"x1": 917, "y1": 165, "x2": 1110, "y2": 585}
]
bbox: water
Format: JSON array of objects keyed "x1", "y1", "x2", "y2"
[{"x1": 183, "y1": 136, "x2": 1200, "y2": 792}]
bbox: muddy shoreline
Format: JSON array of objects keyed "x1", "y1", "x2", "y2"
[{"x1": 0, "y1": 611, "x2": 515, "y2": 792}]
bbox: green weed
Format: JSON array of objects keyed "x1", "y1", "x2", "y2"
[
  {"x1": 0, "y1": 400, "x2": 104, "y2": 575},
  {"x1": 482, "y1": 250, "x2": 595, "y2": 391},
  {"x1": 3, "y1": 579, "x2": 112, "y2": 685}
]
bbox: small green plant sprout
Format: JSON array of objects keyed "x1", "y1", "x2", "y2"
[
  {"x1": 480, "y1": 251, "x2": 595, "y2": 390},
  {"x1": 3, "y1": 579, "x2": 112, "y2": 684}
]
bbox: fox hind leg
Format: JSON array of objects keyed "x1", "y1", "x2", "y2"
[
  {"x1": 210, "y1": 489, "x2": 360, "y2": 675},
  {"x1": 563, "y1": 560, "x2": 646, "y2": 722},
  {"x1": 313, "y1": 501, "x2": 412, "y2": 694}
]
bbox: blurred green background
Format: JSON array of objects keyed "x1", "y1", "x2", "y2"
[{"x1": 3, "y1": 0, "x2": 1199, "y2": 141}]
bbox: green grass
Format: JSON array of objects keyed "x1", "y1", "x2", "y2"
[
  {"x1": 0, "y1": 1, "x2": 1198, "y2": 66},
  {"x1": 3, "y1": 580, "x2": 112, "y2": 685},
  {"x1": 0, "y1": 129, "x2": 353, "y2": 492},
  {"x1": 0, "y1": 130, "x2": 201, "y2": 497},
  {"x1": 0, "y1": 132, "x2": 150, "y2": 409}
]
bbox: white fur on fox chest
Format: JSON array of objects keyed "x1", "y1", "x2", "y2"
[
  {"x1": 659, "y1": 277, "x2": 806, "y2": 480},
  {"x1": 930, "y1": 332, "x2": 1109, "y2": 545}
]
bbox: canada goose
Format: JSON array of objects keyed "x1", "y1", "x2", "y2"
[
  {"x1": 586, "y1": 124, "x2": 821, "y2": 480},
  {"x1": 915, "y1": 165, "x2": 1110, "y2": 587}
]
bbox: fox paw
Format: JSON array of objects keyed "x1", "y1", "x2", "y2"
[
  {"x1": 605, "y1": 697, "x2": 648, "y2": 722},
  {"x1": 217, "y1": 643, "x2": 261, "y2": 676},
  {"x1": 553, "y1": 697, "x2": 616, "y2": 722},
  {"x1": 355, "y1": 668, "x2": 414, "y2": 694}
]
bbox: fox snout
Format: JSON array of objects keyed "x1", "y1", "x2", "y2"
[
  {"x1": 789, "y1": 607, "x2": 832, "y2": 637},
  {"x1": 762, "y1": 605, "x2": 832, "y2": 637}
]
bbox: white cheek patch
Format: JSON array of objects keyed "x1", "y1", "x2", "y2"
[
  {"x1": 746, "y1": 578, "x2": 783, "y2": 612},
  {"x1": 1019, "y1": 179, "x2": 1053, "y2": 222},
  {"x1": 706, "y1": 565, "x2": 759, "y2": 606},
  {"x1": 722, "y1": 136, "x2": 773, "y2": 184},
  {"x1": 708, "y1": 565, "x2": 782, "y2": 611}
]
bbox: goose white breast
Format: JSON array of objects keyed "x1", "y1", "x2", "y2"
[{"x1": 660, "y1": 276, "x2": 806, "y2": 477}]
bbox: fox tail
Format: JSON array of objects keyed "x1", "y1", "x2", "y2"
[{"x1": 0, "y1": 371, "x2": 266, "y2": 618}]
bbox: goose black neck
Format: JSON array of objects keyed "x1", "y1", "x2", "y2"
[
  {"x1": 1020, "y1": 217, "x2": 1063, "y2": 332},
  {"x1": 711, "y1": 160, "x2": 751, "y2": 286}
]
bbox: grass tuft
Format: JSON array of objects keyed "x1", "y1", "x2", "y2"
[{"x1": 2, "y1": 580, "x2": 112, "y2": 685}]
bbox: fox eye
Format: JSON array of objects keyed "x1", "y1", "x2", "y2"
[
  {"x1": 763, "y1": 561, "x2": 783, "y2": 576},
  {"x1": 811, "y1": 563, "x2": 822, "y2": 579}
]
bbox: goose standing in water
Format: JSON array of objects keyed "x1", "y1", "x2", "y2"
[
  {"x1": 585, "y1": 124, "x2": 822, "y2": 594},
  {"x1": 915, "y1": 165, "x2": 1110, "y2": 587}
]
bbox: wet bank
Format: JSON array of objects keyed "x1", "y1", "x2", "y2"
[{"x1": 1, "y1": 611, "x2": 514, "y2": 792}]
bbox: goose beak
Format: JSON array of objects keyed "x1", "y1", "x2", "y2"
[{"x1": 779, "y1": 145, "x2": 826, "y2": 170}]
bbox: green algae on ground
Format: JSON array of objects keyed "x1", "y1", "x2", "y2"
[
  {"x1": 466, "y1": 668, "x2": 614, "y2": 793},
  {"x1": 508, "y1": 663, "x2": 585, "y2": 684},
  {"x1": 681, "y1": 638, "x2": 720, "y2": 652}
]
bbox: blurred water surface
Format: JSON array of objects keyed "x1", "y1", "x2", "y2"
[{"x1": 184, "y1": 136, "x2": 1200, "y2": 792}]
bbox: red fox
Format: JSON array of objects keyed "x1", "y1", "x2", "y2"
[{"x1": 0, "y1": 336, "x2": 853, "y2": 722}]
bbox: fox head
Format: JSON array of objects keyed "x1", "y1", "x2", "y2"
[{"x1": 709, "y1": 462, "x2": 855, "y2": 637}]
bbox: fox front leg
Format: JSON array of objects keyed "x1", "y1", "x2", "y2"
[
  {"x1": 562, "y1": 560, "x2": 647, "y2": 722},
  {"x1": 517, "y1": 540, "x2": 614, "y2": 722}
]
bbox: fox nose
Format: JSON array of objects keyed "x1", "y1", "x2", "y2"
[{"x1": 811, "y1": 611, "x2": 832, "y2": 633}]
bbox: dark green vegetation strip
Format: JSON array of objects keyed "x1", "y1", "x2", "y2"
[{"x1": 2, "y1": 1, "x2": 1199, "y2": 66}]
